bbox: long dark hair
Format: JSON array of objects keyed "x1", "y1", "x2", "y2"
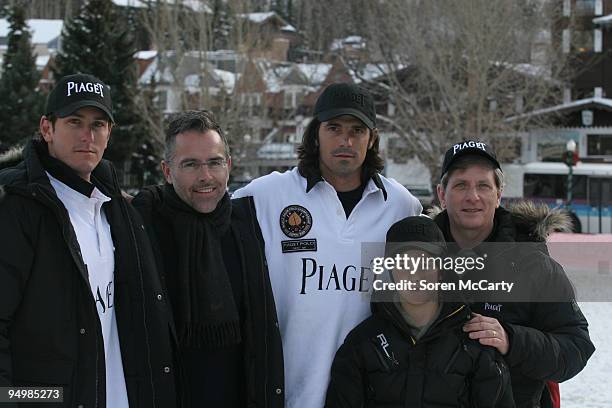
[{"x1": 297, "y1": 117, "x2": 384, "y2": 180}]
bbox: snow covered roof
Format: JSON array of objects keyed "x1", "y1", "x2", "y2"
[
  {"x1": 330, "y1": 35, "x2": 366, "y2": 51},
  {"x1": 139, "y1": 53, "x2": 237, "y2": 92},
  {"x1": 506, "y1": 97, "x2": 612, "y2": 121},
  {"x1": 259, "y1": 61, "x2": 292, "y2": 92},
  {"x1": 348, "y1": 63, "x2": 397, "y2": 83},
  {"x1": 238, "y1": 12, "x2": 296, "y2": 32},
  {"x1": 0, "y1": 19, "x2": 62, "y2": 45},
  {"x1": 112, "y1": 0, "x2": 211, "y2": 13},
  {"x1": 36, "y1": 55, "x2": 50, "y2": 70},
  {"x1": 281, "y1": 24, "x2": 296, "y2": 32},
  {"x1": 213, "y1": 69, "x2": 237, "y2": 92},
  {"x1": 296, "y1": 63, "x2": 332, "y2": 85},
  {"x1": 241, "y1": 12, "x2": 276, "y2": 23},
  {"x1": 139, "y1": 57, "x2": 174, "y2": 85},
  {"x1": 593, "y1": 14, "x2": 612, "y2": 25},
  {"x1": 134, "y1": 50, "x2": 158, "y2": 60}
]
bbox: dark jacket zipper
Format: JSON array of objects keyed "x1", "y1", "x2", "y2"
[
  {"x1": 112, "y1": 168, "x2": 158, "y2": 408},
  {"x1": 247, "y1": 197, "x2": 271, "y2": 406},
  {"x1": 32, "y1": 185, "x2": 103, "y2": 407}
]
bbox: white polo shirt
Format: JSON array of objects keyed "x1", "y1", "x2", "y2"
[
  {"x1": 233, "y1": 167, "x2": 421, "y2": 408},
  {"x1": 48, "y1": 173, "x2": 129, "y2": 408}
]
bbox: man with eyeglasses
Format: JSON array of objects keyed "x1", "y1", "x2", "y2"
[{"x1": 132, "y1": 110, "x2": 283, "y2": 408}]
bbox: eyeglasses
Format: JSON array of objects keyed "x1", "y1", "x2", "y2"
[{"x1": 172, "y1": 158, "x2": 228, "y2": 173}]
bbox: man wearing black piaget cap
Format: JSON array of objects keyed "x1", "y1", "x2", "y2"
[
  {"x1": 432, "y1": 140, "x2": 594, "y2": 408},
  {"x1": 0, "y1": 74, "x2": 177, "y2": 407},
  {"x1": 233, "y1": 83, "x2": 422, "y2": 407}
]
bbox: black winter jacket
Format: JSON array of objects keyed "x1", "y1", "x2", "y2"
[
  {"x1": 432, "y1": 204, "x2": 595, "y2": 408},
  {"x1": 325, "y1": 302, "x2": 515, "y2": 407},
  {"x1": 132, "y1": 188, "x2": 285, "y2": 408},
  {"x1": 0, "y1": 141, "x2": 178, "y2": 408}
]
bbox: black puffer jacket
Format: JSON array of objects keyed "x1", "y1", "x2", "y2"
[
  {"x1": 432, "y1": 204, "x2": 595, "y2": 408},
  {"x1": 325, "y1": 302, "x2": 515, "y2": 408},
  {"x1": 132, "y1": 187, "x2": 285, "y2": 408},
  {"x1": 0, "y1": 141, "x2": 177, "y2": 408}
]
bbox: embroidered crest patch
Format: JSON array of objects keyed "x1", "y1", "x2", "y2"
[{"x1": 279, "y1": 205, "x2": 313, "y2": 239}]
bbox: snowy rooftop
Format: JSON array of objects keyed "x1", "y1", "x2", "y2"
[
  {"x1": 213, "y1": 69, "x2": 237, "y2": 92},
  {"x1": 296, "y1": 63, "x2": 332, "y2": 85},
  {"x1": 330, "y1": 36, "x2": 366, "y2": 51},
  {"x1": 506, "y1": 97, "x2": 612, "y2": 121},
  {"x1": 241, "y1": 12, "x2": 276, "y2": 23},
  {"x1": 134, "y1": 50, "x2": 158, "y2": 60},
  {"x1": 238, "y1": 12, "x2": 296, "y2": 32},
  {"x1": 112, "y1": 0, "x2": 211, "y2": 13},
  {"x1": 36, "y1": 55, "x2": 50, "y2": 69},
  {"x1": 593, "y1": 14, "x2": 612, "y2": 25},
  {"x1": 348, "y1": 63, "x2": 397, "y2": 83},
  {"x1": 139, "y1": 55, "x2": 237, "y2": 92},
  {"x1": 0, "y1": 19, "x2": 63, "y2": 45}
]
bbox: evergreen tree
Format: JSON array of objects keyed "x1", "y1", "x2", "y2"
[
  {"x1": 130, "y1": 79, "x2": 163, "y2": 187},
  {"x1": 0, "y1": 2, "x2": 43, "y2": 151},
  {"x1": 53, "y1": 0, "x2": 141, "y2": 166},
  {"x1": 271, "y1": 0, "x2": 289, "y2": 22},
  {"x1": 211, "y1": 0, "x2": 233, "y2": 50}
]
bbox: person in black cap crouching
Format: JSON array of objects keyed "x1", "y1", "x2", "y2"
[
  {"x1": 0, "y1": 74, "x2": 177, "y2": 407},
  {"x1": 326, "y1": 216, "x2": 515, "y2": 407}
]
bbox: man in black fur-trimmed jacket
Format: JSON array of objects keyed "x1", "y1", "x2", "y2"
[
  {"x1": 432, "y1": 140, "x2": 595, "y2": 408},
  {"x1": 0, "y1": 74, "x2": 177, "y2": 408}
]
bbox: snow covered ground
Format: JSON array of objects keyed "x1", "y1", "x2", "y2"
[
  {"x1": 561, "y1": 302, "x2": 611, "y2": 408},
  {"x1": 547, "y1": 234, "x2": 612, "y2": 407}
]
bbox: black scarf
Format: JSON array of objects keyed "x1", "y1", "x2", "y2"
[{"x1": 157, "y1": 184, "x2": 240, "y2": 348}]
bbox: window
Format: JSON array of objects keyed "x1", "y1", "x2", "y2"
[
  {"x1": 240, "y1": 92, "x2": 261, "y2": 107},
  {"x1": 575, "y1": 0, "x2": 596, "y2": 16},
  {"x1": 595, "y1": 87, "x2": 603, "y2": 98},
  {"x1": 515, "y1": 95, "x2": 524, "y2": 113},
  {"x1": 564, "y1": 88, "x2": 572, "y2": 103},
  {"x1": 524, "y1": 174, "x2": 587, "y2": 200},
  {"x1": 155, "y1": 90, "x2": 167, "y2": 111},
  {"x1": 283, "y1": 90, "x2": 303, "y2": 109},
  {"x1": 595, "y1": 0, "x2": 603, "y2": 15},
  {"x1": 489, "y1": 99, "x2": 498, "y2": 112},
  {"x1": 587, "y1": 134, "x2": 612, "y2": 156},
  {"x1": 573, "y1": 29, "x2": 594, "y2": 53}
]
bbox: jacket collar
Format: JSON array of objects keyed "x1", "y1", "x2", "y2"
[
  {"x1": 22, "y1": 140, "x2": 119, "y2": 198},
  {"x1": 35, "y1": 142, "x2": 94, "y2": 197},
  {"x1": 303, "y1": 168, "x2": 388, "y2": 201}
]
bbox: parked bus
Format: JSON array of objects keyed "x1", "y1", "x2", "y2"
[{"x1": 503, "y1": 162, "x2": 612, "y2": 233}]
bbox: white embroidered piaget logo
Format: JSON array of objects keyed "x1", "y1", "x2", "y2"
[{"x1": 66, "y1": 81, "x2": 105, "y2": 97}]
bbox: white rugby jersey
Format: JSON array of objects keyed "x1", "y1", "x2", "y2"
[{"x1": 233, "y1": 167, "x2": 422, "y2": 408}]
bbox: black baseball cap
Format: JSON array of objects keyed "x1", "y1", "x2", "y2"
[
  {"x1": 385, "y1": 216, "x2": 447, "y2": 256},
  {"x1": 45, "y1": 74, "x2": 114, "y2": 123},
  {"x1": 313, "y1": 83, "x2": 376, "y2": 129},
  {"x1": 441, "y1": 140, "x2": 501, "y2": 179}
]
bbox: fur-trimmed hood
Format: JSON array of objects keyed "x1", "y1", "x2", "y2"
[
  {"x1": 0, "y1": 144, "x2": 25, "y2": 170},
  {"x1": 428, "y1": 201, "x2": 572, "y2": 242},
  {"x1": 0, "y1": 145, "x2": 25, "y2": 202}
]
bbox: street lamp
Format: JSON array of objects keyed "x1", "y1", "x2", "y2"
[{"x1": 564, "y1": 139, "x2": 578, "y2": 210}]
